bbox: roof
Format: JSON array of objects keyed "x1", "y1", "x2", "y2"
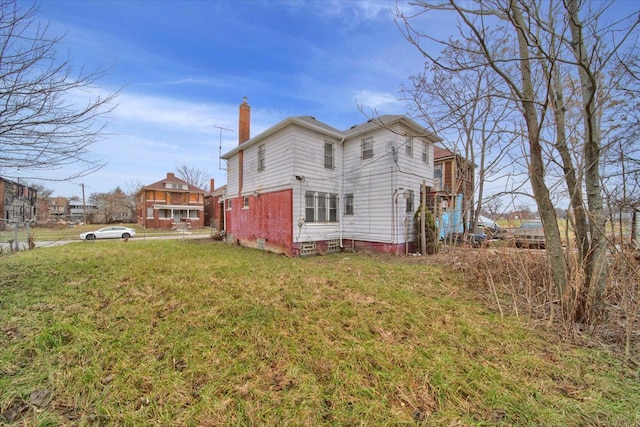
[
  {"x1": 434, "y1": 146, "x2": 454, "y2": 160},
  {"x1": 221, "y1": 114, "x2": 442, "y2": 160},
  {"x1": 205, "y1": 184, "x2": 227, "y2": 198},
  {"x1": 141, "y1": 173, "x2": 206, "y2": 193}
]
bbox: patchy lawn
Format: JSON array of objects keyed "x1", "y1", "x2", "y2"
[{"x1": 1, "y1": 240, "x2": 639, "y2": 425}]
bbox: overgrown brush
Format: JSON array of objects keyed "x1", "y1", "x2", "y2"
[{"x1": 441, "y1": 246, "x2": 640, "y2": 363}]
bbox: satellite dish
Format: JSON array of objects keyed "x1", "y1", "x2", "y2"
[{"x1": 385, "y1": 141, "x2": 398, "y2": 152}]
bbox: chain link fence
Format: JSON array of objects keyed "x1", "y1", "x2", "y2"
[{"x1": 0, "y1": 219, "x2": 35, "y2": 253}]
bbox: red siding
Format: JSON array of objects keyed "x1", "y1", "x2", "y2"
[{"x1": 226, "y1": 189, "x2": 293, "y2": 255}]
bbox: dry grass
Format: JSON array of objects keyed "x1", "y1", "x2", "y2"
[
  {"x1": 1, "y1": 240, "x2": 639, "y2": 426},
  {"x1": 441, "y1": 245, "x2": 640, "y2": 363}
]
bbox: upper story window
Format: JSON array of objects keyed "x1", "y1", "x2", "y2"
[
  {"x1": 422, "y1": 141, "x2": 428, "y2": 163},
  {"x1": 406, "y1": 137, "x2": 413, "y2": 157},
  {"x1": 258, "y1": 144, "x2": 265, "y2": 172},
  {"x1": 361, "y1": 137, "x2": 373, "y2": 160},
  {"x1": 165, "y1": 182, "x2": 188, "y2": 190},
  {"x1": 434, "y1": 164, "x2": 443, "y2": 191},
  {"x1": 324, "y1": 141, "x2": 334, "y2": 169}
]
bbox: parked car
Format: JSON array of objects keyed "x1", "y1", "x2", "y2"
[
  {"x1": 512, "y1": 221, "x2": 545, "y2": 249},
  {"x1": 80, "y1": 226, "x2": 136, "y2": 240},
  {"x1": 443, "y1": 232, "x2": 487, "y2": 248}
]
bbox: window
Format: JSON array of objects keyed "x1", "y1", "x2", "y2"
[
  {"x1": 258, "y1": 144, "x2": 265, "y2": 172},
  {"x1": 243, "y1": 196, "x2": 249, "y2": 209},
  {"x1": 406, "y1": 190, "x2": 414, "y2": 213},
  {"x1": 305, "y1": 191, "x2": 315, "y2": 222},
  {"x1": 227, "y1": 199, "x2": 233, "y2": 210},
  {"x1": 305, "y1": 192, "x2": 340, "y2": 223},
  {"x1": 406, "y1": 137, "x2": 413, "y2": 157},
  {"x1": 422, "y1": 141, "x2": 428, "y2": 163},
  {"x1": 329, "y1": 194, "x2": 338, "y2": 222},
  {"x1": 361, "y1": 137, "x2": 373, "y2": 160},
  {"x1": 434, "y1": 164, "x2": 443, "y2": 191},
  {"x1": 146, "y1": 207, "x2": 153, "y2": 218},
  {"x1": 324, "y1": 141, "x2": 334, "y2": 169},
  {"x1": 317, "y1": 192, "x2": 327, "y2": 222},
  {"x1": 345, "y1": 193, "x2": 354, "y2": 215}
]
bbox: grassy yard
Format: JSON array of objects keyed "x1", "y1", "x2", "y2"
[
  {"x1": 1, "y1": 240, "x2": 639, "y2": 426},
  {"x1": 0, "y1": 224, "x2": 213, "y2": 248}
]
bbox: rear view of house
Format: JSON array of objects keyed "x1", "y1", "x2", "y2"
[{"x1": 221, "y1": 99, "x2": 441, "y2": 256}]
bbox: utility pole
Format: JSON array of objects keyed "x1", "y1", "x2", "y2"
[{"x1": 81, "y1": 183, "x2": 87, "y2": 225}]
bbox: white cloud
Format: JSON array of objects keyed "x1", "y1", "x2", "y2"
[{"x1": 354, "y1": 90, "x2": 404, "y2": 110}]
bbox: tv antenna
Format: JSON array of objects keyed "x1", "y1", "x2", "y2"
[{"x1": 214, "y1": 125, "x2": 233, "y2": 170}]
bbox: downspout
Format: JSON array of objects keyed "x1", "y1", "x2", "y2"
[
  {"x1": 222, "y1": 192, "x2": 227, "y2": 237},
  {"x1": 339, "y1": 135, "x2": 345, "y2": 249}
]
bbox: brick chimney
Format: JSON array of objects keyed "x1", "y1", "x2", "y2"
[
  {"x1": 167, "y1": 172, "x2": 175, "y2": 179},
  {"x1": 210, "y1": 178, "x2": 215, "y2": 193},
  {"x1": 239, "y1": 97, "x2": 250, "y2": 144}
]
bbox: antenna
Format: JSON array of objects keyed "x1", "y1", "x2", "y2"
[{"x1": 214, "y1": 125, "x2": 233, "y2": 171}]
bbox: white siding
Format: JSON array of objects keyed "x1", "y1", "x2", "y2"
[
  {"x1": 223, "y1": 117, "x2": 437, "y2": 249},
  {"x1": 290, "y1": 126, "x2": 341, "y2": 243},
  {"x1": 340, "y1": 124, "x2": 434, "y2": 244}
]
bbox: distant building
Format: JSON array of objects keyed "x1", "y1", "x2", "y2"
[
  {"x1": 136, "y1": 172, "x2": 206, "y2": 229},
  {"x1": 69, "y1": 202, "x2": 98, "y2": 224},
  {"x1": 0, "y1": 177, "x2": 38, "y2": 230},
  {"x1": 48, "y1": 197, "x2": 69, "y2": 221},
  {"x1": 204, "y1": 179, "x2": 226, "y2": 231}
]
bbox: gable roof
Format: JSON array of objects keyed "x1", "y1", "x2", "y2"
[
  {"x1": 434, "y1": 146, "x2": 454, "y2": 160},
  {"x1": 141, "y1": 172, "x2": 206, "y2": 193},
  {"x1": 221, "y1": 114, "x2": 442, "y2": 160}
]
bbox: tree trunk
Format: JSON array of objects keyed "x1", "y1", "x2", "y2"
[
  {"x1": 511, "y1": 1, "x2": 568, "y2": 300},
  {"x1": 566, "y1": 0, "x2": 609, "y2": 322}
]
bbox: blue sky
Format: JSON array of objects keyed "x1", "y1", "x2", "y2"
[{"x1": 31, "y1": 0, "x2": 447, "y2": 198}]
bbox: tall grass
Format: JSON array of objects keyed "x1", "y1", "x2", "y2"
[{"x1": 1, "y1": 241, "x2": 639, "y2": 425}]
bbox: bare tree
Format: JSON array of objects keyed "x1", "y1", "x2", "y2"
[
  {"x1": 174, "y1": 164, "x2": 210, "y2": 191},
  {"x1": 483, "y1": 196, "x2": 503, "y2": 220},
  {"x1": 396, "y1": 0, "x2": 639, "y2": 322},
  {"x1": 402, "y1": 37, "x2": 516, "y2": 234},
  {"x1": 0, "y1": 0, "x2": 117, "y2": 182}
]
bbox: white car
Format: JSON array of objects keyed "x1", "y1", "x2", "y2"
[{"x1": 80, "y1": 226, "x2": 136, "y2": 240}]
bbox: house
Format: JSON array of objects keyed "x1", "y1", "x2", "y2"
[
  {"x1": 432, "y1": 146, "x2": 475, "y2": 237},
  {"x1": 0, "y1": 177, "x2": 38, "y2": 230},
  {"x1": 48, "y1": 197, "x2": 69, "y2": 221},
  {"x1": 69, "y1": 201, "x2": 98, "y2": 224},
  {"x1": 136, "y1": 172, "x2": 206, "y2": 229},
  {"x1": 220, "y1": 98, "x2": 441, "y2": 256},
  {"x1": 204, "y1": 178, "x2": 226, "y2": 231}
]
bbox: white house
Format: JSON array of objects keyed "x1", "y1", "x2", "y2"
[{"x1": 220, "y1": 98, "x2": 441, "y2": 256}]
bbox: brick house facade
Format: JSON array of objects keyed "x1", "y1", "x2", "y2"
[{"x1": 136, "y1": 172, "x2": 206, "y2": 229}]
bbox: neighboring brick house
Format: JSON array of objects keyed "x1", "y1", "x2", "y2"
[
  {"x1": 204, "y1": 178, "x2": 226, "y2": 231},
  {"x1": 0, "y1": 176, "x2": 38, "y2": 230},
  {"x1": 432, "y1": 146, "x2": 475, "y2": 236},
  {"x1": 137, "y1": 172, "x2": 206, "y2": 229},
  {"x1": 220, "y1": 98, "x2": 441, "y2": 256}
]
